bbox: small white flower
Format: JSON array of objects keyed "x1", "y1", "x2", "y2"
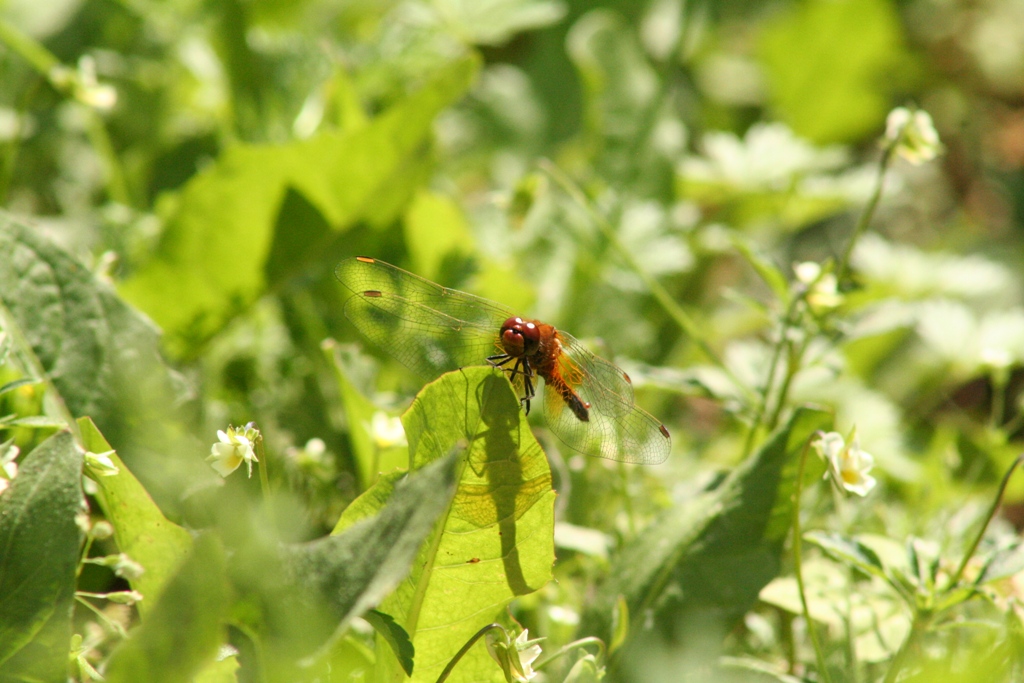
[
  {"x1": 794, "y1": 262, "x2": 843, "y2": 312},
  {"x1": 84, "y1": 449, "x2": 119, "y2": 477},
  {"x1": 370, "y1": 412, "x2": 406, "y2": 448},
  {"x1": 814, "y1": 429, "x2": 877, "y2": 497},
  {"x1": 207, "y1": 425, "x2": 259, "y2": 478},
  {"x1": 0, "y1": 443, "x2": 19, "y2": 494},
  {"x1": 486, "y1": 628, "x2": 544, "y2": 682},
  {"x1": 884, "y1": 107, "x2": 942, "y2": 164}
]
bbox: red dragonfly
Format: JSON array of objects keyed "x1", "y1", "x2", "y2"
[{"x1": 335, "y1": 257, "x2": 671, "y2": 465}]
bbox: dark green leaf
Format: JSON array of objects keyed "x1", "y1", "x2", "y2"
[
  {"x1": 804, "y1": 531, "x2": 887, "y2": 581},
  {"x1": 271, "y1": 452, "x2": 460, "y2": 667},
  {"x1": 0, "y1": 213, "x2": 193, "y2": 511},
  {"x1": 104, "y1": 534, "x2": 229, "y2": 683},
  {"x1": 580, "y1": 407, "x2": 831, "y2": 651},
  {"x1": 0, "y1": 431, "x2": 83, "y2": 680},
  {"x1": 364, "y1": 609, "x2": 415, "y2": 676}
]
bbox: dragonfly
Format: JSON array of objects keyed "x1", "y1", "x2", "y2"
[{"x1": 335, "y1": 256, "x2": 671, "y2": 465}]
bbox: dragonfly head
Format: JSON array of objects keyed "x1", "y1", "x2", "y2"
[{"x1": 499, "y1": 317, "x2": 540, "y2": 358}]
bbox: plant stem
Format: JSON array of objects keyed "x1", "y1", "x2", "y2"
[
  {"x1": 948, "y1": 453, "x2": 1024, "y2": 588},
  {"x1": 742, "y1": 293, "x2": 802, "y2": 459},
  {"x1": 254, "y1": 431, "x2": 271, "y2": 499},
  {"x1": 882, "y1": 613, "x2": 929, "y2": 683},
  {"x1": 836, "y1": 146, "x2": 894, "y2": 285},
  {"x1": 792, "y1": 435, "x2": 833, "y2": 683},
  {"x1": 435, "y1": 623, "x2": 506, "y2": 683}
]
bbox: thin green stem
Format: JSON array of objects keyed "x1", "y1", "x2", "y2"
[
  {"x1": 792, "y1": 435, "x2": 833, "y2": 683},
  {"x1": 0, "y1": 19, "x2": 59, "y2": 75},
  {"x1": 882, "y1": 613, "x2": 930, "y2": 683},
  {"x1": 990, "y1": 368, "x2": 1009, "y2": 431},
  {"x1": 534, "y1": 636, "x2": 606, "y2": 671},
  {"x1": 435, "y1": 623, "x2": 506, "y2": 683},
  {"x1": 742, "y1": 294, "x2": 803, "y2": 459},
  {"x1": 836, "y1": 146, "x2": 894, "y2": 285},
  {"x1": 74, "y1": 595, "x2": 128, "y2": 638},
  {"x1": 948, "y1": 453, "x2": 1024, "y2": 589},
  {"x1": 255, "y1": 430, "x2": 271, "y2": 499}
]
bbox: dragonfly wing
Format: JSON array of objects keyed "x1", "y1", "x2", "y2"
[
  {"x1": 344, "y1": 291, "x2": 499, "y2": 380},
  {"x1": 542, "y1": 335, "x2": 669, "y2": 464},
  {"x1": 336, "y1": 258, "x2": 513, "y2": 380},
  {"x1": 335, "y1": 257, "x2": 513, "y2": 328},
  {"x1": 542, "y1": 379, "x2": 670, "y2": 464}
]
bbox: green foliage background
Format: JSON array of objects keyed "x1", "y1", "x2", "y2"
[{"x1": 2, "y1": 0, "x2": 1024, "y2": 681}]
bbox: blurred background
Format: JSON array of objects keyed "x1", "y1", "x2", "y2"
[{"x1": 3, "y1": 0, "x2": 1024, "y2": 679}]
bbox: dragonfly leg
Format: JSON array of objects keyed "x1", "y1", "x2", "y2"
[{"x1": 489, "y1": 353, "x2": 535, "y2": 414}]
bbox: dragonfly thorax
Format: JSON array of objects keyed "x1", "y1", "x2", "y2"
[{"x1": 499, "y1": 316, "x2": 540, "y2": 358}]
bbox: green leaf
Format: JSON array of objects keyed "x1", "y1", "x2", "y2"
[
  {"x1": 267, "y1": 453, "x2": 460, "y2": 669},
  {"x1": 804, "y1": 531, "x2": 887, "y2": 581},
  {"x1": 324, "y1": 341, "x2": 393, "y2": 490},
  {"x1": 563, "y1": 654, "x2": 603, "y2": 683},
  {"x1": 0, "y1": 378, "x2": 36, "y2": 397},
  {"x1": 403, "y1": 189, "x2": 474, "y2": 282},
  {"x1": 374, "y1": 367, "x2": 556, "y2": 683},
  {"x1": 104, "y1": 533, "x2": 229, "y2": 683},
  {"x1": 0, "y1": 216, "x2": 181, "y2": 440},
  {"x1": 758, "y1": 0, "x2": 912, "y2": 143},
  {"x1": 364, "y1": 609, "x2": 415, "y2": 676},
  {"x1": 0, "y1": 431, "x2": 83, "y2": 679},
  {"x1": 580, "y1": 407, "x2": 832, "y2": 651},
  {"x1": 0, "y1": 212, "x2": 192, "y2": 510},
  {"x1": 119, "y1": 56, "x2": 479, "y2": 356},
  {"x1": 77, "y1": 417, "x2": 192, "y2": 617},
  {"x1": 978, "y1": 542, "x2": 1024, "y2": 586}
]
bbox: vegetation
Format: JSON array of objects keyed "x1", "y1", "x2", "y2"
[{"x1": 1, "y1": 0, "x2": 1023, "y2": 681}]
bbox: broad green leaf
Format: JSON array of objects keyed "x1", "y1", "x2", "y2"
[
  {"x1": 758, "y1": 0, "x2": 911, "y2": 143},
  {"x1": 580, "y1": 407, "x2": 831, "y2": 651},
  {"x1": 77, "y1": 417, "x2": 192, "y2": 617},
  {"x1": 804, "y1": 531, "x2": 887, "y2": 581},
  {"x1": 978, "y1": 542, "x2": 1024, "y2": 586},
  {"x1": 0, "y1": 213, "x2": 193, "y2": 510},
  {"x1": 105, "y1": 533, "x2": 229, "y2": 683},
  {"x1": 324, "y1": 341, "x2": 400, "y2": 490},
  {"x1": 364, "y1": 609, "x2": 415, "y2": 676},
  {"x1": 0, "y1": 431, "x2": 83, "y2": 678},
  {"x1": 119, "y1": 56, "x2": 479, "y2": 356},
  {"x1": 264, "y1": 453, "x2": 460, "y2": 671},
  {"x1": 375, "y1": 367, "x2": 556, "y2": 683},
  {"x1": 404, "y1": 189, "x2": 474, "y2": 282}
]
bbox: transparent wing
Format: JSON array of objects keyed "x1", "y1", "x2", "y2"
[
  {"x1": 335, "y1": 257, "x2": 513, "y2": 379},
  {"x1": 542, "y1": 333, "x2": 671, "y2": 465}
]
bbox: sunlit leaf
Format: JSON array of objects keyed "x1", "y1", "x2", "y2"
[
  {"x1": 119, "y1": 56, "x2": 479, "y2": 356},
  {"x1": 370, "y1": 367, "x2": 556, "y2": 683},
  {"x1": 78, "y1": 417, "x2": 192, "y2": 617},
  {"x1": 759, "y1": 0, "x2": 912, "y2": 143}
]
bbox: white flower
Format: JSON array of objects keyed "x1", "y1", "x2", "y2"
[
  {"x1": 814, "y1": 429, "x2": 877, "y2": 497},
  {"x1": 207, "y1": 425, "x2": 259, "y2": 478},
  {"x1": 84, "y1": 449, "x2": 119, "y2": 477},
  {"x1": 370, "y1": 412, "x2": 406, "y2": 448},
  {"x1": 884, "y1": 107, "x2": 942, "y2": 164},
  {"x1": 486, "y1": 628, "x2": 544, "y2": 682},
  {"x1": 0, "y1": 443, "x2": 19, "y2": 494},
  {"x1": 794, "y1": 261, "x2": 843, "y2": 312}
]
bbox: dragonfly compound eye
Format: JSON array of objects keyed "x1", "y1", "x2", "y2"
[{"x1": 500, "y1": 317, "x2": 540, "y2": 356}]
